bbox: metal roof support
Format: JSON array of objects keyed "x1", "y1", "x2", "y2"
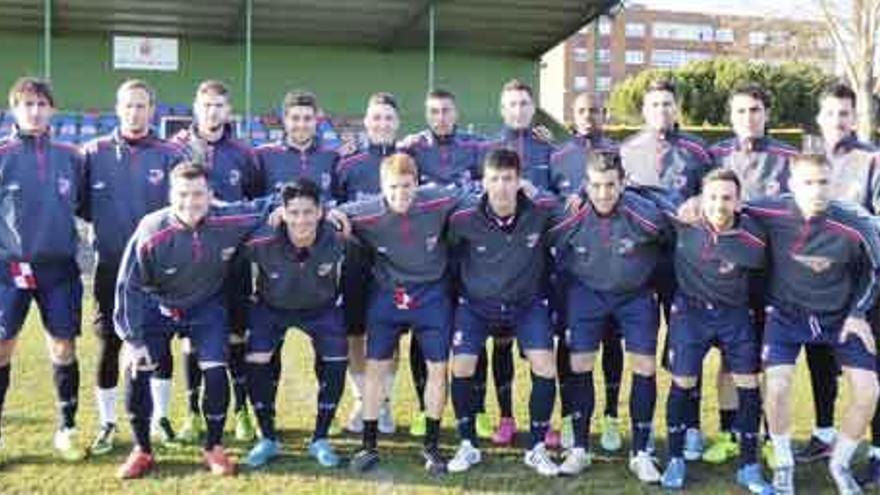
[
  {"x1": 244, "y1": 0, "x2": 253, "y2": 137},
  {"x1": 427, "y1": 0, "x2": 435, "y2": 92},
  {"x1": 43, "y1": 0, "x2": 51, "y2": 80}
]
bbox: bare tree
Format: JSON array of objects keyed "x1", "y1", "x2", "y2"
[{"x1": 818, "y1": 0, "x2": 880, "y2": 140}]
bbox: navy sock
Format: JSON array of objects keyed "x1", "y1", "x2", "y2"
[
  {"x1": 363, "y1": 420, "x2": 378, "y2": 450},
  {"x1": 873, "y1": 400, "x2": 880, "y2": 447},
  {"x1": 202, "y1": 366, "x2": 230, "y2": 450},
  {"x1": 601, "y1": 336, "x2": 623, "y2": 417},
  {"x1": 687, "y1": 375, "x2": 702, "y2": 430},
  {"x1": 556, "y1": 340, "x2": 573, "y2": 417},
  {"x1": 736, "y1": 387, "x2": 761, "y2": 466},
  {"x1": 246, "y1": 361, "x2": 276, "y2": 441},
  {"x1": 569, "y1": 371, "x2": 593, "y2": 449},
  {"x1": 409, "y1": 338, "x2": 427, "y2": 412},
  {"x1": 315, "y1": 360, "x2": 346, "y2": 441},
  {"x1": 494, "y1": 341, "x2": 514, "y2": 418},
  {"x1": 452, "y1": 375, "x2": 476, "y2": 443},
  {"x1": 529, "y1": 373, "x2": 556, "y2": 448},
  {"x1": 629, "y1": 373, "x2": 656, "y2": 453},
  {"x1": 473, "y1": 348, "x2": 488, "y2": 414},
  {"x1": 0, "y1": 364, "x2": 9, "y2": 436},
  {"x1": 425, "y1": 417, "x2": 440, "y2": 448},
  {"x1": 270, "y1": 343, "x2": 283, "y2": 404},
  {"x1": 124, "y1": 369, "x2": 152, "y2": 453},
  {"x1": 53, "y1": 360, "x2": 79, "y2": 429},
  {"x1": 184, "y1": 351, "x2": 202, "y2": 415},
  {"x1": 228, "y1": 342, "x2": 248, "y2": 413},
  {"x1": 666, "y1": 383, "x2": 689, "y2": 459},
  {"x1": 721, "y1": 408, "x2": 737, "y2": 433}
]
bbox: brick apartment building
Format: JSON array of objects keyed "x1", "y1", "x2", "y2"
[{"x1": 540, "y1": 3, "x2": 836, "y2": 123}]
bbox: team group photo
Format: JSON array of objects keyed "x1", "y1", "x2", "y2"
[{"x1": 0, "y1": 0, "x2": 879, "y2": 493}]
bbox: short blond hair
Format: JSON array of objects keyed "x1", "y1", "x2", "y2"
[{"x1": 380, "y1": 153, "x2": 418, "y2": 181}]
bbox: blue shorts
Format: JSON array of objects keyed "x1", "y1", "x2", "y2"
[
  {"x1": 143, "y1": 294, "x2": 230, "y2": 364},
  {"x1": 0, "y1": 261, "x2": 82, "y2": 341},
  {"x1": 452, "y1": 297, "x2": 553, "y2": 356},
  {"x1": 247, "y1": 300, "x2": 347, "y2": 360},
  {"x1": 666, "y1": 294, "x2": 759, "y2": 377},
  {"x1": 763, "y1": 305, "x2": 875, "y2": 371},
  {"x1": 366, "y1": 281, "x2": 452, "y2": 362},
  {"x1": 566, "y1": 280, "x2": 659, "y2": 356}
]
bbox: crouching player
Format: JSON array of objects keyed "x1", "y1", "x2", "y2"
[
  {"x1": 445, "y1": 149, "x2": 566, "y2": 476},
  {"x1": 113, "y1": 162, "x2": 275, "y2": 479},
  {"x1": 548, "y1": 151, "x2": 670, "y2": 484},
  {"x1": 242, "y1": 179, "x2": 349, "y2": 469},
  {"x1": 750, "y1": 154, "x2": 880, "y2": 495},
  {"x1": 333, "y1": 153, "x2": 460, "y2": 475},
  {"x1": 655, "y1": 169, "x2": 770, "y2": 493}
]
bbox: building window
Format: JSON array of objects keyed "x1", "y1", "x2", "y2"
[
  {"x1": 715, "y1": 28, "x2": 734, "y2": 43},
  {"x1": 573, "y1": 47, "x2": 589, "y2": 62},
  {"x1": 625, "y1": 22, "x2": 646, "y2": 38},
  {"x1": 653, "y1": 22, "x2": 714, "y2": 42},
  {"x1": 651, "y1": 49, "x2": 710, "y2": 69},
  {"x1": 597, "y1": 49, "x2": 610, "y2": 63},
  {"x1": 749, "y1": 31, "x2": 767, "y2": 45},
  {"x1": 573, "y1": 76, "x2": 589, "y2": 91},
  {"x1": 596, "y1": 76, "x2": 612, "y2": 92},
  {"x1": 598, "y1": 18, "x2": 612, "y2": 36},
  {"x1": 625, "y1": 50, "x2": 644, "y2": 65}
]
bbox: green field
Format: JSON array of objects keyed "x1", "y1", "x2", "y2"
[{"x1": 0, "y1": 298, "x2": 859, "y2": 494}]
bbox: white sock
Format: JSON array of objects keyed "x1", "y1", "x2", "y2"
[
  {"x1": 770, "y1": 433, "x2": 794, "y2": 467},
  {"x1": 814, "y1": 427, "x2": 836, "y2": 445},
  {"x1": 830, "y1": 435, "x2": 859, "y2": 469},
  {"x1": 383, "y1": 369, "x2": 396, "y2": 404},
  {"x1": 150, "y1": 378, "x2": 172, "y2": 422},
  {"x1": 95, "y1": 387, "x2": 117, "y2": 426},
  {"x1": 349, "y1": 372, "x2": 365, "y2": 402}
]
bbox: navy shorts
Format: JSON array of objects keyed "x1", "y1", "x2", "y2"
[
  {"x1": 666, "y1": 293, "x2": 760, "y2": 377},
  {"x1": 143, "y1": 294, "x2": 230, "y2": 364},
  {"x1": 0, "y1": 261, "x2": 82, "y2": 341},
  {"x1": 366, "y1": 281, "x2": 452, "y2": 362},
  {"x1": 763, "y1": 305, "x2": 875, "y2": 371},
  {"x1": 247, "y1": 300, "x2": 347, "y2": 360},
  {"x1": 452, "y1": 296, "x2": 553, "y2": 356},
  {"x1": 566, "y1": 280, "x2": 659, "y2": 356}
]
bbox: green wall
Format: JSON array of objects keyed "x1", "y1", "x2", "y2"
[{"x1": 0, "y1": 32, "x2": 535, "y2": 133}]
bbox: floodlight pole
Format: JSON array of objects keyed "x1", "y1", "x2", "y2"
[
  {"x1": 244, "y1": 0, "x2": 253, "y2": 137},
  {"x1": 43, "y1": 0, "x2": 51, "y2": 80},
  {"x1": 427, "y1": 0, "x2": 436, "y2": 91}
]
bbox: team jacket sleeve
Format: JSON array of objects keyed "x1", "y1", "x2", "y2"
[
  {"x1": 849, "y1": 214, "x2": 880, "y2": 319},
  {"x1": 113, "y1": 229, "x2": 152, "y2": 345}
]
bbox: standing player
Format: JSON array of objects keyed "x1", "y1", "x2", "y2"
[
  {"x1": 335, "y1": 153, "x2": 459, "y2": 475},
  {"x1": 171, "y1": 79, "x2": 260, "y2": 445},
  {"x1": 621, "y1": 79, "x2": 713, "y2": 458},
  {"x1": 445, "y1": 149, "x2": 565, "y2": 476},
  {"x1": 398, "y1": 88, "x2": 487, "y2": 438},
  {"x1": 810, "y1": 83, "x2": 880, "y2": 487},
  {"x1": 0, "y1": 77, "x2": 86, "y2": 461},
  {"x1": 549, "y1": 152, "x2": 670, "y2": 484},
  {"x1": 549, "y1": 92, "x2": 625, "y2": 452},
  {"x1": 653, "y1": 169, "x2": 769, "y2": 493},
  {"x1": 83, "y1": 79, "x2": 183, "y2": 455},
  {"x1": 242, "y1": 180, "x2": 348, "y2": 469},
  {"x1": 703, "y1": 83, "x2": 798, "y2": 465},
  {"x1": 337, "y1": 92, "x2": 400, "y2": 436},
  {"x1": 750, "y1": 154, "x2": 880, "y2": 494},
  {"x1": 478, "y1": 79, "x2": 555, "y2": 446},
  {"x1": 113, "y1": 162, "x2": 273, "y2": 479}
]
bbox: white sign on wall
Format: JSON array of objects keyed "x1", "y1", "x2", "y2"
[{"x1": 113, "y1": 36, "x2": 179, "y2": 71}]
